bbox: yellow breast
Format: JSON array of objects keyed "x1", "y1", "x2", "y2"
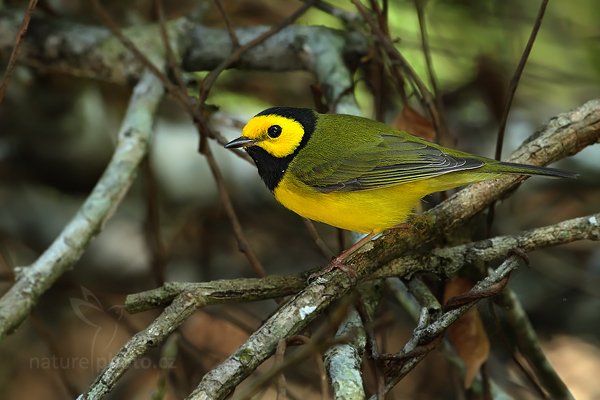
[{"x1": 274, "y1": 173, "x2": 431, "y2": 233}]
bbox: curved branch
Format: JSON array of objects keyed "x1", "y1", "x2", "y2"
[
  {"x1": 0, "y1": 9, "x2": 367, "y2": 85},
  {"x1": 496, "y1": 289, "x2": 574, "y2": 399},
  {"x1": 82, "y1": 291, "x2": 203, "y2": 400},
  {"x1": 0, "y1": 70, "x2": 164, "y2": 339},
  {"x1": 377, "y1": 256, "x2": 522, "y2": 396},
  {"x1": 375, "y1": 211, "x2": 600, "y2": 279},
  {"x1": 125, "y1": 211, "x2": 599, "y2": 313},
  {"x1": 125, "y1": 275, "x2": 306, "y2": 314}
]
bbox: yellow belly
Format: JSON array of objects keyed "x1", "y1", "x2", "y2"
[
  {"x1": 274, "y1": 171, "x2": 498, "y2": 233},
  {"x1": 274, "y1": 175, "x2": 428, "y2": 233}
]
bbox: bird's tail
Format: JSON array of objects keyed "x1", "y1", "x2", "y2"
[{"x1": 495, "y1": 161, "x2": 578, "y2": 179}]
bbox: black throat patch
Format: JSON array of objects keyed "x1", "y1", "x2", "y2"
[{"x1": 247, "y1": 107, "x2": 316, "y2": 192}]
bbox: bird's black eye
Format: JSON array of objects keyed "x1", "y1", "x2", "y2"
[{"x1": 267, "y1": 125, "x2": 282, "y2": 138}]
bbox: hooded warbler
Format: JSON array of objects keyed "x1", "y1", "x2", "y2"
[{"x1": 225, "y1": 107, "x2": 574, "y2": 265}]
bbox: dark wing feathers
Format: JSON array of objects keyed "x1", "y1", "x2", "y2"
[{"x1": 292, "y1": 132, "x2": 484, "y2": 193}]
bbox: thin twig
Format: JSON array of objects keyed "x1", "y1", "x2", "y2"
[
  {"x1": 154, "y1": 0, "x2": 189, "y2": 92},
  {"x1": 487, "y1": 301, "x2": 548, "y2": 398},
  {"x1": 302, "y1": 219, "x2": 334, "y2": 259},
  {"x1": 0, "y1": 237, "x2": 16, "y2": 280},
  {"x1": 152, "y1": 332, "x2": 180, "y2": 400},
  {"x1": 494, "y1": 0, "x2": 549, "y2": 161},
  {"x1": 368, "y1": 0, "x2": 388, "y2": 35},
  {"x1": 0, "y1": 0, "x2": 38, "y2": 104},
  {"x1": 97, "y1": 0, "x2": 252, "y2": 166},
  {"x1": 213, "y1": 0, "x2": 240, "y2": 48},
  {"x1": 488, "y1": 0, "x2": 549, "y2": 232},
  {"x1": 303, "y1": 0, "x2": 360, "y2": 24},
  {"x1": 357, "y1": 289, "x2": 386, "y2": 399},
  {"x1": 407, "y1": 277, "x2": 441, "y2": 319},
  {"x1": 352, "y1": 0, "x2": 445, "y2": 140},
  {"x1": 187, "y1": 2, "x2": 316, "y2": 276},
  {"x1": 201, "y1": 143, "x2": 267, "y2": 277},
  {"x1": 90, "y1": 0, "x2": 202, "y2": 126},
  {"x1": 197, "y1": 1, "x2": 315, "y2": 106},
  {"x1": 190, "y1": 1, "x2": 315, "y2": 276},
  {"x1": 390, "y1": 278, "x2": 510, "y2": 396},
  {"x1": 275, "y1": 339, "x2": 288, "y2": 400},
  {"x1": 377, "y1": 256, "x2": 522, "y2": 397},
  {"x1": 413, "y1": 0, "x2": 449, "y2": 144},
  {"x1": 125, "y1": 275, "x2": 306, "y2": 314},
  {"x1": 376, "y1": 211, "x2": 600, "y2": 279},
  {"x1": 367, "y1": 0, "x2": 390, "y2": 121}
]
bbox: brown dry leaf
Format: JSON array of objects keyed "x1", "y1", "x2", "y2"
[
  {"x1": 393, "y1": 105, "x2": 436, "y2": 141},
  {"x1": 444, "y1": 277, "x2": 491, "y2": 388},
  {"x1": 543, "y1": 335, "x2": 600, "y2": 400}
]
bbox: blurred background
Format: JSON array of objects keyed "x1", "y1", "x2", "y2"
[{"x1": 0, "y1": 0, "x2": 599, "y2": 399}]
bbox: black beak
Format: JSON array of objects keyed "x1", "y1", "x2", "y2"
[{"x1": 225, "y1": 136, "x2": 256, "y2": 149}]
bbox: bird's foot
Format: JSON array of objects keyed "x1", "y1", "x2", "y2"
[
  {"x1": 307, "y1": 256, "x2": 357, "y2": 282},
  {"x1": 307, "y1": 232, "x2": 377, "y2": 282},
  {"x1": 327, "y1": 255, "x2": 358, "y2": 276}
]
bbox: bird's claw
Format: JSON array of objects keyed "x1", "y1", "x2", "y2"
[{"x1": 307, "y1": 256, "x2": 357, "y2": 283}]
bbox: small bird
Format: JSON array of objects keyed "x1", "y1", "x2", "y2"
[{"x1": 226, "y1": 107, "x2": 575, "y2": 269}]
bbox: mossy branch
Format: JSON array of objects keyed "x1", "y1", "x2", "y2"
[{"x1": 125, "y1": 211, "x2": 599, "y2": 313}]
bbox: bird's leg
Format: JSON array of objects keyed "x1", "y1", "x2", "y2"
[
  {"x1": 321, "y1": 221, "x2": 415, "y2": 276},
  {"x1": 310, "y1": 232, "x2": 378, "y2": 279}
]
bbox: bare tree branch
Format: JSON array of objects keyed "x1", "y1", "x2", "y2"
[
  {"x1": 488, "y1": 0, "x2": 550, "y2": 231},
  {"x1": 375, "y1": 211, "x2": 600, "y2": 279},
  {"x1": 375, "y1": 255, "x2": 522, "y2": 397},
  {"x1": 324, "y1": 307, "x2": 367, "y2": 399},
  {"x1": 125, "y1": 275, "x2": 306, "y2": 314},
  {"x1": 125, "y1": 210, "x2": 599, "y2": 314},
  {"x1": 496, "y1": 289, "x2": 574, "y2": 399},
  {"x1": 494, "y1": 0, "x2": 549, "y2": 161},
  {"x1": 81, "y1": 291, "x2": 203, "y2": 400},
  {"x1": 0, "y1": 10, "x2": 367, "y2": 86},
  {"x1": 0, "y1": 70, "x2": 164, "y2": 339}
]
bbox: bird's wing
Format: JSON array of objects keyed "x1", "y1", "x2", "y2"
[{"x1": 292, "y1": 133, "x2": 485, "y2": 192}]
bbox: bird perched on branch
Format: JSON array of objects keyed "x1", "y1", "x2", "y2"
[{"x1": 226, "y1": 107, "x2": 575, "y2": 271}]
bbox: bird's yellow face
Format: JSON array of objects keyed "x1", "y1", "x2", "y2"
[
  {"x1": 238, "y1": 114, "x2": 305, "y2": 158},
  {"x1": 225, "y1": 107, "x2": 317, "y2": 191}
]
